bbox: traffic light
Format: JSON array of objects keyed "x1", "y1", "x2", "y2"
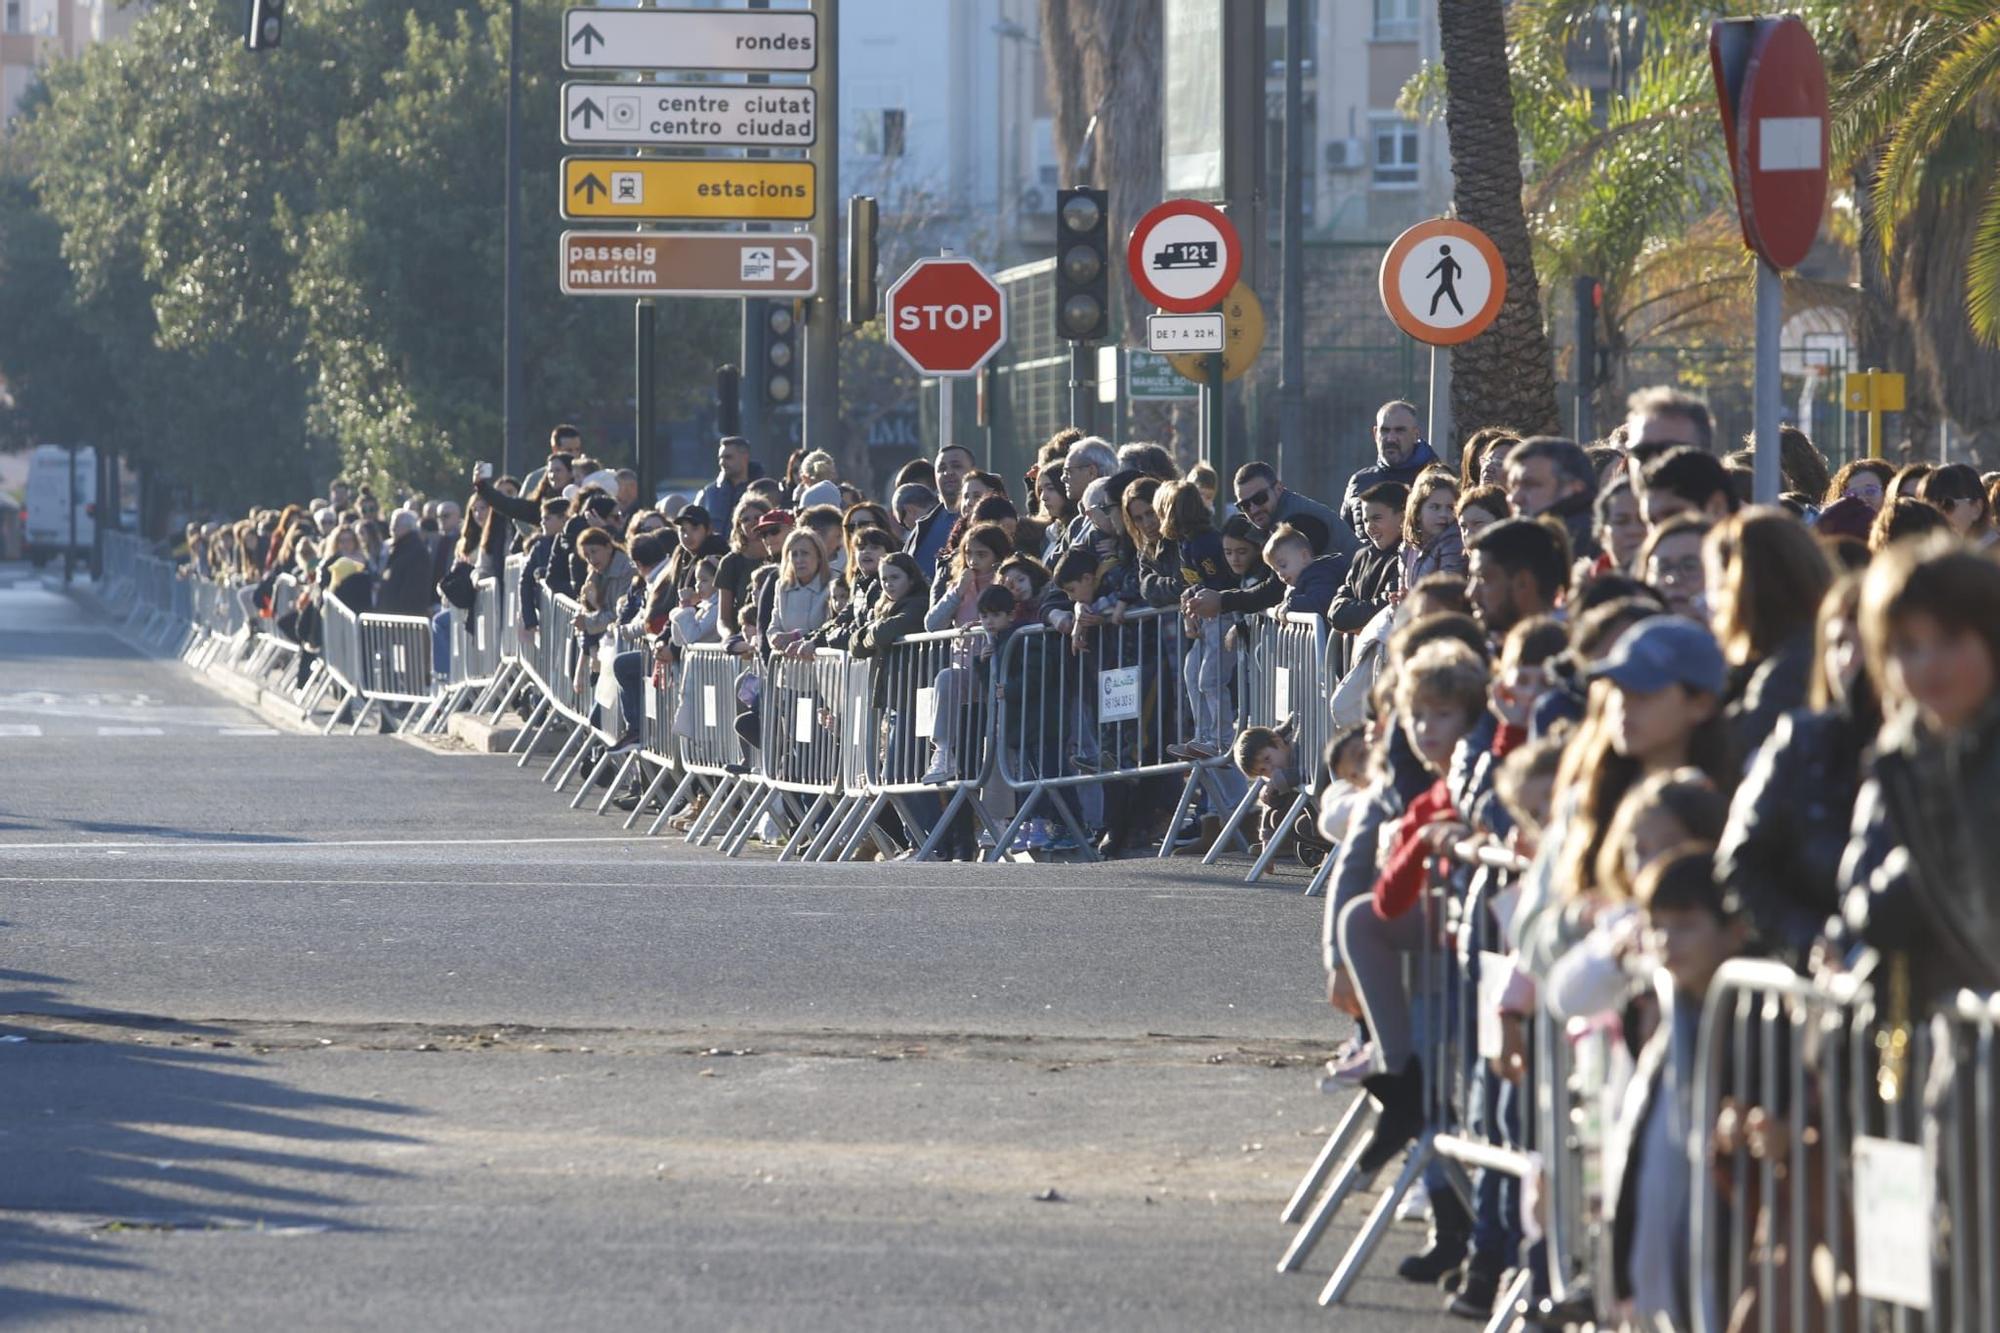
[
  {"x1": 847, "y1": 195, "x2": 879, "y2": 326},
  {"x1": 1574, "y1": 275, "x2": 1603, "y2": 438},
  {"x1": 245, "y1": 0, "x2": 283, "y2": 51},
  {"x1": 762, "y1": 302, "x2": 797, "y2": 405},
  {"x1": 1055, "y1": 186, "x2": 1109, "y2": 342}
]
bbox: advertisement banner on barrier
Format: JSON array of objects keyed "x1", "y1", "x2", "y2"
[
  {"x1": 914, "y1": 686, "x2": 937, "y2": 738},
  {"x1": 1099, "y1": 666, "x2": 1140, "y2": 723},
  {"x1": 795, "y1": 696, "x2": 813, "y2": 745},
  {"x1": 703, "y1": 685, "x2": 717, "y2": 727}
]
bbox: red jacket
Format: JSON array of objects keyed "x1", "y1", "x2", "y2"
[{"x1": 1371, "y1": 723, "x2": 1525, "y2": 920}]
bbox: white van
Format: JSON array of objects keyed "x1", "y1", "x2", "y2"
[{"x1": 23, "y1": 444, "x2": 95, "y2": 565}]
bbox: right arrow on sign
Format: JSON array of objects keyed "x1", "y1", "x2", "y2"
[{"x1": 779, "y1": 247, "x2": 809, "y2": 281}]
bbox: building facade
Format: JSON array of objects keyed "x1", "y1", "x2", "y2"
[{"x1": 1, "y1": 0, "x2": 140, "y2": 136}]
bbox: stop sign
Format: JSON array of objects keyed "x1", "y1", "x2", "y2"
[{"x1": 883, "y1": 256, "x2": 1008, "y2": 376}]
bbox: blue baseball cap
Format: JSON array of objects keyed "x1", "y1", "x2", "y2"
[{"x1": 1588, "y1": 616, "x2": 1726, "y2": 696}]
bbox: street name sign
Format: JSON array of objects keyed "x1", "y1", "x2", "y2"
[
  {"x1": 562, "y1": 82, "x2": 816, "y2": 148},
  {"x1": 559, "y1": 231, "x2": 817, "y2": 299},
  {"x1": 563, "y1": 8, "x2": 818, "y2": 72},
  {"x1": 1378, "y1": 218, "x2": 1508, "y2": 346},
  {"x1": 561, "y1": 158, "x2": 815, "y2": 221},
  {"x1": 883, "y1": 257, "x2": 1008, "y2": 376},
  {"x1": 1127, "y1": 199, "x2": 1243, "y2": 313},
  {"x1": 1146, "y1": 312, "x2": 1225, "y2": 353}
]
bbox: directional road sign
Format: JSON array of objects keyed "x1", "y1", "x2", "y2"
[
  {"x1": 1127, "y1": 199, "x2": 1242, "y2": 314},
  {"x1": 562, "y1": 82, "x2": 816, "y2": 148},
  {"x1": 1710, "y1": 16, "x2": 1828, "y2": 272},
  {"x1": 1378, "y1": 218, "x2": 1508, "y2": 346},
  {"x1": 1146, "y1": 312, "x2": 1224, "y2": 354},
  {"x1": 563, "y1": 7, "x2": 818, "y2": 72},
  {"x1": 561, "y1": 158, "x2": 815, "y2": 222},
  {"x1": 559, "y1": 231, "x2": 817, "y2": 299},
  {"x1": 883, "y1": 257, "x2": 1007, "y2": 377}
]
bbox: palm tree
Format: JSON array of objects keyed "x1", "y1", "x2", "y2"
[{"x1": 1437, "y1": 0, "x2": 1563, "y2": 439}]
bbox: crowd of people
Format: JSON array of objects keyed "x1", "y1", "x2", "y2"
[{"x1": 169, "y1": 387, "x2": 2000, "y2": 1328}]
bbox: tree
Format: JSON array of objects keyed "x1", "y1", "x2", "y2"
[{"x1": 1436, "y1": 0, "x2": 1562, "y2": 439}]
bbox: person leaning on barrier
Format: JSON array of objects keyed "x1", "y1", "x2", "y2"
[
  {"x1": 1265, "y1": 524, "x2": 1344, "y2": 620},
  {"x1": 375, "y1": 508, "x2": 434, "y2": 618},
  {"x1": 1339, "y1": 641, "x2": 1494, "y2": 1175},
  {"x1": 1840, "y1": 536, "x2": 2000, "y2": 1005},
  {"x1": 1328, "y1": 483, "x2": 1408, "y2": 633},
  {"x1": 1603, "y1": 850, "x2": 1750, "y2": 1333},
  {"x1": 664, "y1": 505, "x2": 727, "y2": 596},
  {"x1": 602, "y1": 532, "x2": 673, "y2": 754},
  {"x1": 756, "y1": 528, "x2": 833, "y2": 662},
  {"x1": 573, "y1": 528, "x2": 633, "y2": 636}
]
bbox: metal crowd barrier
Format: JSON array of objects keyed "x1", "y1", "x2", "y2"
[
  {"x1": 1204, "y1": 611, "x2": 1336, "y2": 888},
  {"x1": 353, "y1": 610, "x2": 437, "y2": 732},
  {"x1": 987, "y1": 604, "x2": 1211, "y2": 863},
  {"x1": 660, "y1": 641, "x2": 753, "y2": 844},
  {"x1": 1277, "y1": 841, "x2": 1580, "y2": 1317},
  {"x1": 1693, "y1": 961, "x2": 2000, "y2": 1333},
  {"x1": 314, "y1": 593, "x2": 367, "y2": 732}
]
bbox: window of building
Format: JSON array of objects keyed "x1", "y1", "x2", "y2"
[
  {"x1": 1371, "y1": 118, "x2": 1419, "y2": 189},
  {"x1": 857, "y1": 107, "x2": 906, "y2": 158},
  {"x1": 1373, "y1": 0, "x2": 1419, "y2": 41},
  {"x1": 4, "y1": 1, "x2": 21, "y2": 34}
]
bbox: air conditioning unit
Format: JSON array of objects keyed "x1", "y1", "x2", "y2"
[
  {"x1": 1325, "y1": 138, "x2": 1367, "y2": 172},
  {"x1": 1018, "y1": 186, "x2": 1049, "y2": 216}
]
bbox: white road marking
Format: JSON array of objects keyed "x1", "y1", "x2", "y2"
[
  {"x1": 217, "y1": 727, "x2": 280, "y2": 737},
  {"x1": 0, "y1": 875, "x2": 1250, "y2": 898},
  {"x1": 95, "y1": 726, "x2": 165, "y2": 736},
  {"x1": 0, "y1": 723, "x2": 43, "y2": 737}
]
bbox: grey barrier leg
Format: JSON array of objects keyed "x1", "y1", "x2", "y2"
[
  {"x1": 569, "y1": 751, "x2": 616, "y2": 809},
  {"x1": 687, "y1": 775, "x2": 743, "y2": 845},
  {"x1": 1157, "y1": 765, "x2": 1206, "y2": 860},
  {"x1": 1279, "y1": 1089, "x2": 1372, "y2": 1223},
  {"x1": 510, "y1": 697, "x2": 550, "y2": 757},
  {"x1": 906, "y1": 786, "x2": 971, "y2": 862},
  {"x1": 987, "y1": 786, "x2": 1045, "y2": 864},
  {"x1": 1043, "y1": 787, "x2": 1099, "y2": 862},
  {"x1": 804, "y1": 794, "x2": 859, "y2": 861},
  {"x1": 778, "y1": 793, "x2": 829, "y2": 861},
  {"x1": 346, "y1": 698, "x2": 376, "y2": 736},
  {"x1": 1483, "y1": 1265, "x2": 1532, "y2": 1333},
  {"x1": 1205, "y1": 776, "x2": 1266, "y2": 866},
  {"x1": 1275, "y1": 1100, "x2": 1379, "y2": 1275},
  {"x1": 836, "y1": 792, "x2": 890, "y2": 862},
  {"x1": 639, "y1": 769, "x2": 698, "y2": 835},
  {"x1": 1245, "y1": 789, "x2": 1313, "y2": 884},
  {"x1": 540, "y1": 725, "x2": 585, "y2": 784},
  {"x1": 596, "y1": 752, "x2": 643, "y2": 816},
  {"x1": 1316, "y1": 1135, "x2": 1434, "y2": 1307},
  {"x1": 551, "y1": 733, "x2": 595, "y2": 793}
]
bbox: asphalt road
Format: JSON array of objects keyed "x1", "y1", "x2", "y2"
[{"x1": 0, "y1": 566, "x2": 1454, "y2": 1330}]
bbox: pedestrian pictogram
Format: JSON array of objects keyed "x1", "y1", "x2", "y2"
[
  {"x1": 1127, "y1": 199, "x2": 1243, "y2": 314},
  {"x1": 883, "y1": 256, "x2": 1008, "y2": 376},
  {"x1": 1378, "y1": 219, "x2": 1508, "y2": 346}
]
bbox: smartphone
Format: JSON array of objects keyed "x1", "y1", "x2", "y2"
[{"x1": 474, "y1": 461, "x2": 494, "y2": 483}]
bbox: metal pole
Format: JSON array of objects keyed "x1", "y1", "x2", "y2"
[
  {"x1": 803, "y1": 0, "x2": 840, "y2": 455},
  {"x1": 1277, "y1": 0, "x2": 1306, "y2": 479},
  {"x1": 1427, "y1": 344, "x2": 1453, "y2": 459},
  {"x1": 740, "y1": 0, "x2": 772, "y2": 455},
  {"x1": 501, "y1": 0, "x2": 524, "y2": 481},
  {"x1": 1204, "y1": 352, "x2": 1224, "y2": 469},
  {"x1": 64, "y1": 442, "x2": 77, "y2": 587},
  {"x1": 1069, "y1": 343, "x2": 1092, "y2": 432},
  {"x1": 1753, "y1": 261, "x2": 1782, "y2": 504},
  {"x1": 636, "y1": 302, "x2": 656, "y2": 503},
  {"x1": 940, "y1": 377, "x2": 955, "y2": 451}
]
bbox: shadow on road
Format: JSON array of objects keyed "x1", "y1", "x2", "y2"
[{"x1": 0, "y1": 968, "x2": 425, "y2": 1324}]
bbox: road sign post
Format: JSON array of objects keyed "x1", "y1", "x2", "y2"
[
  {"x1": 803, "y1": 0, "x2": 839, "y2": 460},
  {"x1": 1379, "y1": 219, "x2": 1508, "y2": 450},
  {"x1": 1844, "y1": 369, "x2": 1906, "y2": 460},
  {"x1": 1712, "y1": 15, "x2": 1829, "y2": 503}
]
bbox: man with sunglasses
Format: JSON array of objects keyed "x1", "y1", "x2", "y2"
[
  {"x1": 1185, "y1": 463, "x2": 1353, "y2": 623},
  {"x1": 1339, "y1": 400, "x2": 1440, "y2": 543}
]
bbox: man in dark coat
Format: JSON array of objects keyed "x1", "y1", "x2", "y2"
[
  {"x1": 375, "y1": 509, "x2": 436, "y2": 617},
  {"x1": 1340, "y1": 400, "x2": 1441, "y2": 540}
]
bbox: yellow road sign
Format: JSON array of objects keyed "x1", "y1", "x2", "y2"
[
  {"x1": 1165, "y1": 282, "x2": 1267, "y2": 384},
  {"x1": 560, "y1": 158, "x2": 815, "y2": 222},
  {"x1": 1843, "y1": 369, "x2": 1906, "y2": 413}
]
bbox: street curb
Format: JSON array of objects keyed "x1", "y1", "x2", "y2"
[{"x1": 447, "y1": 710, "x2": 525, "y2": 753}]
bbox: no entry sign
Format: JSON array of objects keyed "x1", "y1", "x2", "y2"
[
  {"x1": 1127, "y1": 199, "x2": 1242, "y2": 314},
  {"x1": 883, "y1": 256, "x2": 1007, "y2": 376},
  {"x1": 1378, "y1": 219, "x2": 1507, "y2": 346},
  {"x1": 1711, "y1": 16, "x2": 1828, "y2": 272}
]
